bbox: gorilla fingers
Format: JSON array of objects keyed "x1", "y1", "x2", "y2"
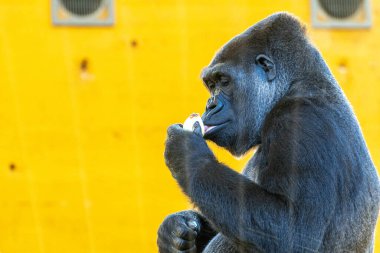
[{"x1": 157, "y1": 211, "x2": 217, "y2": 253}]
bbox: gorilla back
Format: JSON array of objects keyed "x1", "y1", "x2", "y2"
[{"x1": 159, "y1": 13, "x2": 380, "y2": 253}]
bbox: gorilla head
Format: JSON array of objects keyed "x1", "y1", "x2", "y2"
[{"x1": 201, "y1": 13, "x2": 328, "y2": 156}]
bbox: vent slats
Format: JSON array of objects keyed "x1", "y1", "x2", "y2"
[
  {"x1": 312, "y1": 0, "x2": 371, "y2": 28},
  {"x1": 61, "y1": 0, "x2": 103, "y2": 16},
  {"x1": 52, "y1": 0, "x2": 114, "y2": 26},
  {"x1": 318, "y1": 0, "x2": 363, "y2": 19}
]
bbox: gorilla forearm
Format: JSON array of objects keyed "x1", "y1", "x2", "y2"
[{"x1": 175, "y1": 159, "x2": 306, "y2": 251}]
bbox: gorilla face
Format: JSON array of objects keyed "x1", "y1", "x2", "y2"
[{"x1": 201, "y1": 32, "x2": 289, "y2": 156}]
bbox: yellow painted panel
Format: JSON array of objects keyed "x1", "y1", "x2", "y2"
[{"x1": 0, "y1": 1, "x2": 378, "y2": 252}]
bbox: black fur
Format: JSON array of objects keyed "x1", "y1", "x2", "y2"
[{"x1": 158, "y1": 12, "x2": 380, "y2": 252}]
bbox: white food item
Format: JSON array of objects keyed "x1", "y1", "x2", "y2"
[{"x1": 183, "y1": 113, "x2": 205, "y2": 136}]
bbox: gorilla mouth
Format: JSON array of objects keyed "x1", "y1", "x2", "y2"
[
  {"x1": 204, "y1": 125, "x2": 217, "y2": 134},
  {"x1": 204, "y1": 122, "x2": 229, "y2": 137}
]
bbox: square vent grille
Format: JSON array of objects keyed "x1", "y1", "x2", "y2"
[
  {"x1": 311, "y1": 0, "x2": 371, "y2": 28},
  {"x1": 52, "y1": 0, "x2": 114, "y2": 26}
]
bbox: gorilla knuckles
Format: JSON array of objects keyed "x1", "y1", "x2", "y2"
[
  {"x1": 160, "y1": 12, "x2": 380, "y2": 253},
  {"x1": 158, "y1": 211, "x2": 216, "y2": 253}
]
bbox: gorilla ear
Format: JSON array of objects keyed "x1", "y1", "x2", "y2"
[{"x1": 255, "y1": 54, "x2": 276, "y2": 81}]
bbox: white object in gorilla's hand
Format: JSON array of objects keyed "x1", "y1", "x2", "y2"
[{"x1": 183, "y1": 113, "x2": 205, "y2": 136}]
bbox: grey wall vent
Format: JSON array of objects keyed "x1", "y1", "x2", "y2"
[
  {"x1": 52, "y1": 0, "x2": 114, "y2": 26},
  {"x1": 311, "y1": 0, "x2": 371, "y2": 28}
]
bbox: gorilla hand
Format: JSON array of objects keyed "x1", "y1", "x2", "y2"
[
  {"x1": 158, "y1": 210, "x2": 218, "y2": 253},
  {"x1": 164, "y1": 124, "x2": 216, "y2": 190},
  {"x1": 157, "y1": 211, "x2": 201, "y2": 253}
]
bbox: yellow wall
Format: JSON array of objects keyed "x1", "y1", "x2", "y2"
[{"x1": 0, "y1": 1, "x2": 379, "y2": 252}]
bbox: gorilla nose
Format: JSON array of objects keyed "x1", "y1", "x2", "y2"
[
  {"x1": 203, "y1": 96, "x2": 224, "y2": 122},
  {"x1": 206, "y1": 96, "x2": 218, "y2": 110}
]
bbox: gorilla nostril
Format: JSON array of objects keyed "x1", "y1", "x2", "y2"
[
  {"x1": 205, "y1": 97, "x2": 224, "y2": 119},
  {"x1": 207, "y1": 103, "x2": 217, "y2": 110},
  {"x1": 207, "y1": 97, "x2": 218, "y2": 110}
]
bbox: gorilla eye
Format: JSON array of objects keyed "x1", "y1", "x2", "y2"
[
  {"x1": 208, "y1": 83, "x2": 216, "y2": 90},
  {"x1": 219, "y1": 76, "x2": 230, "y2": 86}
]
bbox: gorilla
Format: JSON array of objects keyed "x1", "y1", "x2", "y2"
[{"x1": 158, "y1": 13, "x2": 380, "y2": 253}]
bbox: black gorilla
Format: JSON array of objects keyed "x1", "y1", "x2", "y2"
[{"x1": 158, "y1": 13, "x2": 380, "y2": 253}]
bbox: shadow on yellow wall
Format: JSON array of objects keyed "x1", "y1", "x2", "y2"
[{"x1": 0, "y1": 0, "x2": 378, "y2": 252}]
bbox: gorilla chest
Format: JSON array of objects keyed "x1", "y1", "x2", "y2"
[{"x1": 242, "y1": 148, "x2": 267, "y2": 183}]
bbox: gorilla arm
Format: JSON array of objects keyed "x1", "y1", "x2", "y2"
[{"x1": 164, "y1": 101, "x2": 336, "y2": 252}]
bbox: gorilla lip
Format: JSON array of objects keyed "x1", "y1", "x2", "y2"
[
  {"x1": 204, "y1": 125, "x2": 216, "y2": 134},
  {"x1": 203, "y1": 122, "x2": 229, "y2": 136}
]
